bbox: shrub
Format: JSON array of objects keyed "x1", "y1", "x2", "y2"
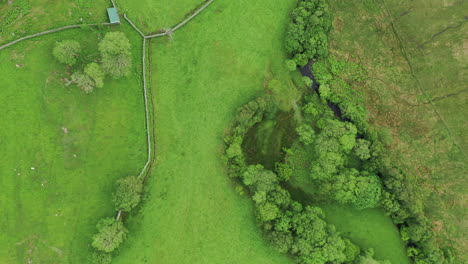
[
  {"x1": 99, "y1": 32, "x2": 132, "y2": 78},
  {"x1": 71, "y1": 71, "x2": 94, "y2": 93},
  {"x1": 91, "y1": 218, "x2": 127, "y2": 253},
  {"x1": 112, "y1": 176, "x2": 143, "y2": 212},
  {"x1": 85, "y1": 62, "x2": 105, "y2": 88},
  {"x1": 53, "y1": 40, "x2": 81, "y2": 66}
]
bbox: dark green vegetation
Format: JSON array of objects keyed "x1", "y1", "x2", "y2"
[
  {"x1": 285, "y1": 0, "x2": 331, "y2": 66},
  {"x1": 0, "y1": 21, "x2": 146, "y2": 262},
  {"x1": 326, "y1": 0, "x2": 467, "y2": 261},
  {"x1": 223, "y1": 0, "x2": 464, "y2": 263}
]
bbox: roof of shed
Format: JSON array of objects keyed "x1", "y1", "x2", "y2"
[{"x1": 107, "y1": 7, "x2": 120, "y2": 24}]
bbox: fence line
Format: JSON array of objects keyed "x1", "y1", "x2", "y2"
[
  {"x1": 0, "y1": 23, "x2": 114, "y2": 51},
  {"x1": 123, "y1": 0, "x2": 215, "y2": 39},
  {"x1": 171, "y1": 0, "x2": 214, "y2": 33},
  {"x1": 123, "y1": 14, "x2": 146, "y2": 38}
]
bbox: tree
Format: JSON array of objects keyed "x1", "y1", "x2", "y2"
[
  {"x1": 85, "y1": 62, "x2": 105, "y2": 88},
  {"x1": 332, "y1": 169, "x2": 382, "y2": 209},
  {"x1": 71, "y1": 71, "x2": 94, "y2": 93},
  {"x1": 90, "y1": 251, "x2": 111, "y2": 264},
  {"x1": 53, "y1": 40, "x2": 81, "y2": 66},
  {"x1": 285, "y1": 0, "x2": 331, "y2": 66},
  {"x1": 112, "y1": 176, "x2": 143, "y2": 212},
  {"x1": 102, "y1": 54, "x2": 132, "y2": 79},
  {"x1": 354, "y1": 139, "x2": 371, "y2": 160},
  {"x1": 296, "y1": 124, "x2": 315, "y2": 145},
  {"x1": 91, "y1": 218, "x2": 127, "y2": 253},
  {"x1": 99, "y1": 32, "x2": 132, "y2": 78}
]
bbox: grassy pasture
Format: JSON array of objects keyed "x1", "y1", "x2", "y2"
[
  {"x1": 116, "y1": 0, "x2": 201, "y2": 33},
  {"x1": 0, "y1": 24, "x2": 146, "y2": 263},
  {"x1": 327, "y1": 0, "x2": 467, "y2": 259},
  {"x1": 322, "y1": 204, "x2": 409, "y2": 264},
  {"x1": 0, "y1": 0, "x2": 110, "y2": 45},
  {"x1": 112, "y1": 0, "x2": 300, "y2": 263}
]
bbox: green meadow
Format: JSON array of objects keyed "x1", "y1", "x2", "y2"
[
  {"x1": 0, "y1": 24, "x2": 146, "y2": 263},
  {"x1": 113, "y1": 0, "x2": 299, "y2": 263},
  {"x1": 0, "y1": 0, "x2": 465, "y2": 263}
]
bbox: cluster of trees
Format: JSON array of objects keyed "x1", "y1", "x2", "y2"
[
  {"x1": 52, "y1": 32, "x2": 132, "y2": 94},
  {"x1": 285, "y1": 0, "x2": 332, "y2": 66},
  {"x1": 223, "y1": 96, "x2": 399, "y2": 264},
  {"x1": 312, "y1": 58, "x2": 368, "y2": 132},
  {"x1": 283, "y1": 1, "x2": 455, "y2": 261},
  {"x1": 90, "y1": 176, "x2": 143, "y2": 264}
]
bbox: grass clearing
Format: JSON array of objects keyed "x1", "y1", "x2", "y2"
[
  {"x1": 327, "y1": 0, "x2": 467, "y2": 259},
  {"x1": 322, "y1": 204, "x2": 409, "y2": 264},
  {"x1": 113, "y1": 0, "x2": 299, "y2": 263},
  {"x1": 0, "y1": 23, "x2": 146, "y2": 263}
]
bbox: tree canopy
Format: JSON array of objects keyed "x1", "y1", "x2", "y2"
[
  {"x1": 112, "y1": 176, "x2": 143, "y2": 212},
  {"x1": 99, "y1": 32, "x2": 132, "y2": 78},
  {"x1": 91, "y1": 218, "x2": 127, "y2": 253},
  {"x1": 53, "y1": 40, "x2": 81, "y2": 66}
]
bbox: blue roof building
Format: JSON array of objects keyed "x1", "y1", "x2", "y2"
[{"x1": 107, "y1": 7, "x2": 120, "y2": 24}]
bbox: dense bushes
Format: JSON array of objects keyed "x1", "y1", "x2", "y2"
[{"x1": 285, "y1": 0, "x2": 332, "y2": 66}]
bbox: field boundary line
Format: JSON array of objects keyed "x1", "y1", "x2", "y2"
[
  {"x1": 0, "y1": 23, "x2": 114, "y2": 51},
  {"x1": 122, "y1": 0, "x2": 215, "y2": 39}
]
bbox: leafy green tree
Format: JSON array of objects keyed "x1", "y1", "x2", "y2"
[
  {"x1": 302, "y1": 76, "x2": 313, "y2": 88},
  {"x1": 112, "y1": 176, "x2": 143, "y2": 212},
  {"x1": 71, "y1": 71, "x2": 94, "y2": 93},
  {"x1": 85, "y1": 62, "x2": 105, "y2": 88},
  {"x1": 102, "y1": 54, "x2": 132, "y2": 79},
  {"x1": 99, "y1": 32, "x2": 132, "y2": 78},
  {"x1": 332, "y1": 169, "x2": 382, "y2": 209},
  {"x1": 354, "y1": 139, "x2": 371, "y2": 160},
  {"x1": 296, "y1": 124, "x2": 315, "y2": 145},
  {"x1": 53, "y1": 40, "x2": 81, "y2": 66},
  {"x1": 343, "y1": 238, "x2": 360, "y2": 262},
  {"x1": 91, "y1": 218, "x2": 127, "y2": 253},
  {"x1": 285, "y1": 0, "x2": 331, "y2": 66},
  {"x1": 286, "y1": 59, "x2": 297, "y2": 71}
]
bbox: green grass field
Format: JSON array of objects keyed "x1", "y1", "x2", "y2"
[
  {"x1": 112, "y1": 0, "x2": 300, "y2": 263},
  {"x1": 117, "y1": 0, "x2": 201, "y2": 33},
  {"x1": 327, "y1": 0, "x2": 467, "y2": 259},
  {"x1": 0, "y1": 0, "x2": 109, "y2": 45},
  {"x1": 0, "y1": 24, "x2": 146, "y2": 263},
  {"x1": 322, "y1": 204, "x2": 409, "y2": 264},
  {"x1": 1, "y1": 0, "x2": 464, "y2": 263}
]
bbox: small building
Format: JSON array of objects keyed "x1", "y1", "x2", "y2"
[{"x1": 107, "y1": 7, "x2": 120, "y2": 24}]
